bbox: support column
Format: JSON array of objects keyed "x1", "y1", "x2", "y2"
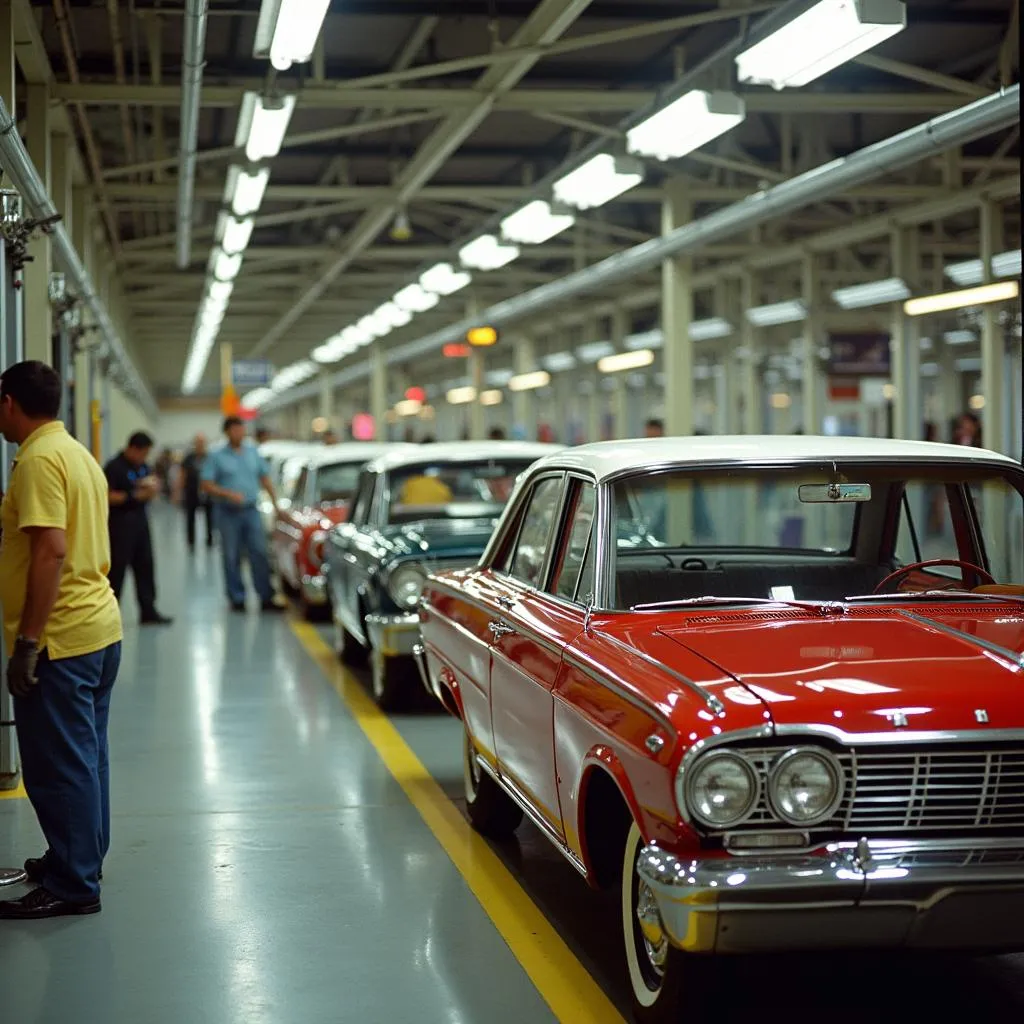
[
  {"x1": 979, "y1": 200, "x2": 1007, "y2": 454},
  {"x1": 890, "y1": 227, "x2": 921, "y2": 440},
  {"x1": 468, "y1": 350, "x2": 486, "y2": 440},
  {"x1": 370, "y1": 343, "x2": 388, "y2": 440},
  {"x1": 318, "y1": 371, "x2": 333, "y2": 424},
  {"x1": 661, "y1": 181, "x2": 693, "y2": 437},
  {"x1": 739, "y1": 272, "x2": 762, "y2": 433},
  {"x1": 512, "y1": 335, "x2": 535, "y2": 438},
  {"x1": 609, "y1": 309, "x2": 630, "y2": 437},
  {"x1": 801, "y1": 255, "x2": 823, "y2": 435},
  {"x1": 24, "y1": 85, "x2": 52, "y2": 364}
]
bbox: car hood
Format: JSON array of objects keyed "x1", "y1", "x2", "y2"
[
  {"x1": 379, "y1": 518, "x2": 498, "y2": 560},
  {"x1": 653, "y1": 604, "x2": 1024, "y2": 735}
]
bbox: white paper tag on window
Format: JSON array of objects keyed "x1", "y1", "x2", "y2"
[{"x1": 770, "y1": 585, "x2": 796, "y2": 601}]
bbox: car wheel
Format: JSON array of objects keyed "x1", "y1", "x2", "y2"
[
  {"x1": 370, "y1": 648, "x2": 407, "y2": 711},
  {"x1": 622, "y1": 821, "x2": 690, "y2": 1024},
  {"x1": 462, "y1": 729, "x2": 523, "y2": 838}
]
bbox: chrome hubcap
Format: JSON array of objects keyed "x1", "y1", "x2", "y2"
[{"x1": 636, "y1": 879, "x2": 667, "y2": 975}]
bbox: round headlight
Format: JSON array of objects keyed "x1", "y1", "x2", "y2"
[
  {"x1": 769, "y1": 747, "x2": 843, "y2": 826},
  {"x1": 388, "y1": 562, "x2": 426, "y2": 609},
  {"x1": 683, "y1": 751, "x2": 759, "y2": 829}
]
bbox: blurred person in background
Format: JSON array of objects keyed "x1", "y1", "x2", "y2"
[
  {"x1": 322, "y1": 427, "x2": 340, "y2": 445},
  {"x1": 201, "y1": 416, "x2": 283, "y2": 613},
  {"x1": 0, "y1": 361, "x2": 122, "y2": 919},
  {"x1": 180, "y1": 433, "x2": 214, "y2": 551},
  {"x1": 644, "y1": 418, "x2": 665, "y2": 438},
  {"x1": 487, "y1": 426, "x2": 506, "y2": 440},
  {"x1": 105, "y1": 433, "x2": 172, "y2": 626},
  {"x1": 952, "y1": 411, "x2": 983, "y2": 447}
]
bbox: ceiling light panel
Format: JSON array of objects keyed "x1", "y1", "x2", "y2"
[
  {"x1": 227, "y1": 166, "x2": 271, "y2": 218},
  {"x1": 904, "y1": 281, "x2": 1019, "y2": 316},
  {"x1": 553, "y1": 154, "x2": 644, "y2": 210},
  {"x1": 542, "y1": 351, "x2": 577, "y2": 372},
  {"x1": 627, "y1": 91, "x2": 745, "y2": 162},
  {"x1": 211, "y1": 250, "x2": 243, "y2": 282},
  {"x1": 831, "y1": 276, "x2": 910, "y2": 309},
  {"x1": 501, "y1": 200, "x2": 576, "y2": 245},
  {"x1": 689, "y1": 317, "x2": 734, "y2": 341},
  {"x1": 420, "y1": 262, "x2": 472, "y2": 295},
  {"x1": 218, "y1": 213, "x2": 255, "y2": 255},
  {"x1": 394, "y1": 282, "x2": 440, "y2": 313},
  {"x1": 746, "y1": 299, "x2": 808, "y2": 326},
  {"x1": 458, "y1": 234, "x2": 520, "y2": 271},
  {"x1": 598, "y1": 349, "x2": 656, "y2": 373},
  {"x1": 507, "y1": 371, "x2": 551, "y2": 392},
  {"x1": 236, "y1": 91, "x2": 297, "y2": 163},
  {"x1": 945, "y1": 249, "x2": 1023, "y2": 287},
  {"x1": 255, "y1": 0, "x2": 331, "y2": 72},
  {"x1": 736, "y1": 0, "x2": 907, "y2": 90}
]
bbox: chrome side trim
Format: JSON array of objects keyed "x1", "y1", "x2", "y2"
[
  {"x1": 600, "y1": 633, "x2": 726, "y2": 716},
  {"x1": 897, "y1": 609, "x2": 1024, "y2": 671},
  {"x1": 476, "y1": 756, "x2": 587, "y2": 878}
]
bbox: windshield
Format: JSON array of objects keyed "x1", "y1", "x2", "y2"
[
  {"x1": 387, "y1": 459, "x2": 531, "y2": 525},
  {"x1": 315, "y1": 461, "x2": 362, "y2": 504},
  {"x1": 611, "y1": 462, "x2": 1024, "y2": 610}
]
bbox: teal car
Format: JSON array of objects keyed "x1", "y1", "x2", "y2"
[{"x1": 324, "y1": 441, "x2": 561, "y2": 709}]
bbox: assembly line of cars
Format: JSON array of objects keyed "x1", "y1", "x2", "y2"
[{"x1": 263, "y1": 433, "x2": 1024, "y2": 1024}]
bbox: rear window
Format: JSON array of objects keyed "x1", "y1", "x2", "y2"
[
  {"x1": 316, "y1": 462, "x2": 363, "y2": 504},
  {"x1": 387, "y1": 459, "x2": 533, "y2": 524}
]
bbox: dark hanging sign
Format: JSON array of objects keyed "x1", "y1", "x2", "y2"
[{"x1": 827, "y1": 333, "x2": 891, "y2": 376}]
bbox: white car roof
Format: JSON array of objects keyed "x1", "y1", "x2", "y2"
[
  {"x1": 305, "y1": 443, "x2": 407, "y2": 469},
  {"x1": 366, "y1": 440, "x2": 564, "y2": 474},
  {"x1": 258, "y1": 440, "x2": 321, "y2": 455},
  {"x1": 528, "y1": 435, "x2": 1021, "y2": 483}
]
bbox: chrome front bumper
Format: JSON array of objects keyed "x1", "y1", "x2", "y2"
[
  {"x1": 300, "y1": 573, "x2": 329, "y2": 606},
  {"x1": 365, "y1": 613, "x2": 419, "y2": 658},
  {"x1": 637, "y1": 838, "x2": 1024, "y2": 954}
]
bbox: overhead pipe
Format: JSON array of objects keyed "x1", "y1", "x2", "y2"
[
  {"x1": 175, "y1": 0, "x2": 209, "y2": 269},
  {"x1": 0, "y1": 98, "x2": 158, "y2": 418},
  {"x1": 263, "y1": 84, "x2": 1020, "y2": 413}
]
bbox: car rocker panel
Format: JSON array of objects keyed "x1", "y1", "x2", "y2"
[{"x1": 415, "y1": 435, "x2": 1024, "y2": 1021}]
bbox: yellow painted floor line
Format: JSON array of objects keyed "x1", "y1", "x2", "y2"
[
  {"x1": 290, "y1": 620, "x2": 626, "y2": 1024},
  {"x1": 0, "y1": 780, "x2": 27, "y2": 800}
]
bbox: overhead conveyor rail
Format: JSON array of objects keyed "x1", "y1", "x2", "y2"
[
  {"x1": 0, "y1": 97, "x2": 157, "y2": 418},
  {"x1": 261, "y1": 83, "x2": 1021, "y2": 414}
]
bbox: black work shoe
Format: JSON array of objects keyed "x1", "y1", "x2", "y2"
[
  {"x1": 230, "y1": 601, "x2": 246, "y2": 613},
  {"x1": 0, "y1": 886, "x2": 101, "y2": 919},
  {"x1": 24, "y1": 857, "x2": 101, "y2": 885},
  {"x1": 261, "y1": 600, "x2": 285, "y2": 613},
  {"x1": 140, "y1": 612, "x2": 173, "y2": 626}
]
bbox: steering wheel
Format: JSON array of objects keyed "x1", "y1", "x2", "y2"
[{"x1": 873, "y1": 558, "x2": 996, "y2": 594}]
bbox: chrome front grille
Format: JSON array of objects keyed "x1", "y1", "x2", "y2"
[{"x1": 726, "y1": 742, "x2": 1024, "y2": 837}]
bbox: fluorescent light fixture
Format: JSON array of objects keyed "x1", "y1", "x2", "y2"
[
  {"x1": 956, "y1": 357, "x2": 982, "y2": 373},
  {"x1": 182, "y1": 316, "x2": 221, "y2": 394},
  {"x1": 394, "y1": 282, "x2": 440, "y2": 313},
  {"x1": 364, "y1": 309, "x2": 394, "y2": 337},
  {"x1": 420, "y1": 262, "x2": 472, "y2": 296},
  {"x1": 904, "y1": 280, "x2": 1019, "y2": 317},
  {"x1": 553, "y1": 153, "x2": 644, "y2": 210},
  {"x1": 358, "y1": 314, "x2": 388, "y2": 339},
  {"x1": 343, "y1": 324, "x2": 372, "y2": 347},
  {"x1": 746, "y1": 299, "x2": 808, "y2": 327},
  {"x1": 598, "y1": 349, "x2": 656, "y2": 374},
  {"x1": 625, "y1": 329, "x2": 663, "y2": 351},
  {"x1": 576, "y1": 340, "x2": 615, "y2": 363},
  {"x1": 217, "y1": 213, "x2": 255, "y2": 255},
  {"x1": 376, "y1": 301, "x2": 412, "y2": 328},
  {"x1": 736, "y1": 0, "x2": 907, "y2": 90},
  {"x1": 508, "y1": 370, "x2": 551, "y2": 392},
  {"x1": 211, "y1": 249, "x2": 243, "y2": 282},
  {"x1": 480, "y1": 389, "x2": 503, "y2": 406},
  {"x1": 831, "y1": 276, "x2": 910, "y2": 309},
  {"x1": 395, "y1": 399, "x2": 423, "y2": 417},
  {"x1": 446, "y1": 386, "x2": 477, "y2": 405},
  {"x1": 627, "y1": 90, "x2": 745, "y2": 162},
  {"x1": 542, "y1": 351, "x2": 577, "y2": 372},
  {"x1": 689, "y1": 317, "x2": 734, "y2": 341},
  {"x1": 458, "y1": 234, "x2": 519, "y2": 272},
  {"x1": 945, "y1": 249, "x2": 1023, "y2": 287},
  {"x1": 501, "y1": 200, "x2": 575, "y2": 245},
  {"x1": 271, "y1": 360, "x2": 317, "y2": 391},
  {"x1": 770, "y1": 392, "x2": 793, "y2": 410},
  {"x1": 254, "y1": 0, "x2": 331, "y2": 72},
  {"x1": 312, "y1": 342, "x2": 340, "y2": 364},
  {"x1": 235, "y1": 91, "x2": 297, "y2": 163},
  {"x1": 226, "y1": 165, "x2": 270, "y2": 217},
  {"x1": 920, "y1": 362, "x2": 939, "y2": 376},
  {"x1": 486, "y1": 368, "x2": 514, "y2": 387},
  {"x1": 943, "y1": 329, "x2": 976, "y2": 345},
  {"x1": 208, "y1": 279, "x2": 233, "y2": 303},
  {"x1": 241, "y1": 387, "x2": 274, "y2": 409}
]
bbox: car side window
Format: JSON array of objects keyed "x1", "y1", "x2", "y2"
[
  {"x1": 552, "y1": 481, "x2": 597, "y2": 603},
  {"x1": 291, "y1": 468, "x2": 309, "y2": 506},
  {"x1": 895, "y1": 482, "x2": 961, "y2": 575},
  {"x1": 506, "y1": 476, "x2": 564, "y2": 588},
  {"x1": 348, "y1": 473, "x2": 375, "y2": 526}
]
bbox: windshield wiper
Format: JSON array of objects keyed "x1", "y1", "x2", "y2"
[
  {"x1": 632, "y1": 595, "x2": 825, "y2": 613},
  {"x1": 844, "y1": 590, "x2": 1024, "y2": 604}
]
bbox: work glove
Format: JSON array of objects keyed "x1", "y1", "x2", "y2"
[{"x1": 6, "y1": 637, "x2": 40, "y2": 699}]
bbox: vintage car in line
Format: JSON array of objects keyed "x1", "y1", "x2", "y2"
[
  {"x1": 257, "y1": 440, "x2": 322, "y2": 539},
  {"x1": 414, "y1": 435, "x2": 1024, "y2": 1023},
  {"x1": 272, "y1": 443, "x2": 394, "y2": 616},
  {"x1": 324, "y1": 441, "x2": 561, "y2": 709}
]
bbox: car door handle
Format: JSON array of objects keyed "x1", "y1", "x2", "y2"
[{"x1": 488, "y1": 620, "x2": 515, "y2": 638}]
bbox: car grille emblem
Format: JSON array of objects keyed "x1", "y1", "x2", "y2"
[
  {"x1": 975, "y1": 708, "x2": 990, "y2": 724},
  {"x1": 890, "y1": 712, "x2": 908, "y2": 728}
]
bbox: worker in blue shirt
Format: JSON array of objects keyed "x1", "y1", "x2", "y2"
[{"x1": 201, "y1": 417, "x2": 283, "y2": 613}]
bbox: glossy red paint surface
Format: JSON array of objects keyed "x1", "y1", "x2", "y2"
[{"x1": 273, "y1": 502, "x2": 348, "y2": 587}]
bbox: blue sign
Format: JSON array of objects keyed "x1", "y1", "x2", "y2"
[{"x1": 233, "y1": 359, "x2": 275, "y2": 387}]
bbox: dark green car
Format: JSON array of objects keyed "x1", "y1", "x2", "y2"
[{"x1": 324, "y1": 441, "x2": 561, "y2": 709}]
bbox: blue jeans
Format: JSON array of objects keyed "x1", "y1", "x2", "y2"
[
  {"x1": 14, "y1": 642, "x2": 122, "y2": 903},
  {"x1": 217, "y1": 505, "x2": 273, "y2": 604}
]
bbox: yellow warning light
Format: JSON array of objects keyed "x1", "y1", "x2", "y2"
[{"x1": 467, "y1": 325, "x2": 498, "y2": 347}]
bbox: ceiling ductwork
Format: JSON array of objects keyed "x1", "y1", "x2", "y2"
[
  {"x1": 262, "y1": 83, "x2": 1020, "y2": 413},
  {"x1": 175, "y1": 0, "x2": 209, "y2": 270},
  {"x1": 0, "y1": 98, "x2": 157, "y2": 418}
]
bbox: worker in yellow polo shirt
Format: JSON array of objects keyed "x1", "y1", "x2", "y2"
[{"x1": 0, "y1": 361, "x2": 122, "y2": 920}]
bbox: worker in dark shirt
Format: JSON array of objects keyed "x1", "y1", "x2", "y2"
[
  {"x1": 180, "y1": 433, "x2": 213, "y2": 550},
  {"x1": 104, "y1": 431, "x2": 172, "y2": 625}
]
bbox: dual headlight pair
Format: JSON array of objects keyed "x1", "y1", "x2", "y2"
[{"x1": 678, "y1": 747, "x2": 844, "y2": 830}]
